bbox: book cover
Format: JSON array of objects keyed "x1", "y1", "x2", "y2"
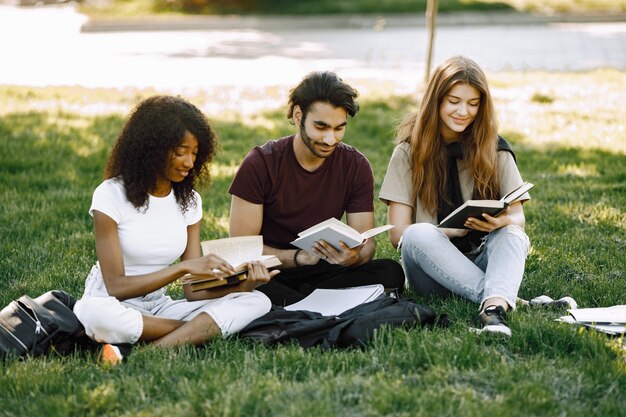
[
  {"x1": 187, "y1": 274, "x2": 248, "y2": 291},
  {"x1": 438, "y1": 182, "x2": 533, "y2": 229},
  {"x1": 290, "y1": 218, "x2": 394, "y2": 254}
]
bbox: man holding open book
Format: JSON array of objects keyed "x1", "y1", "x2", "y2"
[{"x1": 228, "y1": 71, "x2": 405, "y2": 306}]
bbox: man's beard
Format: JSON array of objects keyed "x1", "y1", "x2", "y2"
[{"x1": 300, "y1": 122, "x2": 333, "y2": 159}]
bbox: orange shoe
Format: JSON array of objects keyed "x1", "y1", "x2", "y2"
[{"x1": 100, "y1": 343, "x2": 124, "y2": 365}]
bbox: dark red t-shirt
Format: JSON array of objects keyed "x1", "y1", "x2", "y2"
[{"x1": 229, "y1": 135, "x2": 374, "y2": 249}]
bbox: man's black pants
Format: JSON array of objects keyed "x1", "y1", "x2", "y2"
[{"x1": 256, "y1": 258, "x2": 405, "y2": 306}]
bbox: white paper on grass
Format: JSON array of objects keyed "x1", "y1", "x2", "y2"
[
  {"x1": 566, "y1": 305, "x2": 626, "y2": 324},
  {"x1": 557, "y1": 315, "x2": 626, "y2": 335},
  {"x1": 284, "y1": 284, "x2": 385, "y2": 316}
]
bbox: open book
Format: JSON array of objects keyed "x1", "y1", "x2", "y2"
[
  {"x1": 438, "y1": 182, "x2": 534, "y2": 229},
  {"x1": 291, "y1": 218, "x2": 394, "y2": 254},
  {"x1": 180, "y1": 236, "x2": 281, "y2": 291},
  {"x1": 557, "y1": 305, "x2": 626, "y2": 335},
  {"x1": 284, "y1": 284, "x2": 385, "y2": 316}
]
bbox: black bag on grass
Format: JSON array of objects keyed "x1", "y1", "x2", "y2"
[
  {"x1": 239, "y1": 295, "x2": 450, "y2": 349},
  {"x1": 0, "y1": 290, "x2": 89, "y2": 359}
]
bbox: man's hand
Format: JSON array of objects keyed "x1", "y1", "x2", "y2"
[{"x1": 312, "y1": 239, "x2": 362, "y2": 267}]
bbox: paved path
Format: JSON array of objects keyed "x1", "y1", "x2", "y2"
[{"x1": 1, "y1": 5, "x2": 625, "y2": 94}]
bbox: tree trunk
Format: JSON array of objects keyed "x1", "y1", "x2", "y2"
[{"x1": 424, "y1": 0, "x2": 439, "y2": 82}]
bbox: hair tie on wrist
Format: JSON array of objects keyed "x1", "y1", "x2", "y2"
[{"x1": 293, "y1": 249, "x2": 302, "y2": 267}]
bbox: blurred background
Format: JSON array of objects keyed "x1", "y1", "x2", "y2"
[
  {"x1": 1, "y1": 0, "x2": 625, "y2": 113},
  {"x1": 0, "y1": 10, "x2": 625, "y2": 411}
]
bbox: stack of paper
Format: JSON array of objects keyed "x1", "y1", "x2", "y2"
[
  {"x1": 284, "y1": 284, "x2": 385, "y2": 316},
  {"x1": 558, "y1": 305, "x2": 626, "y2": 335}
]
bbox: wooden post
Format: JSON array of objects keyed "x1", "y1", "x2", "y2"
[{"x1": 424, "y1": 0, "x2": 439, "y2": 82}]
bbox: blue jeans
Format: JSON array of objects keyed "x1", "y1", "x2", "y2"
[{"x1": 400, "y1": 223, "x2": 530, "y2": 309}]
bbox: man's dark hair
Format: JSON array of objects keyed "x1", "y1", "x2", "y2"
[{"x1": 287, "y1": 71, "x2": 359, "y2": 121}]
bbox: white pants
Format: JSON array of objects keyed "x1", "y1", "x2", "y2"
[{"x1": 73, "y1": 265, "x2": 271, "y2": 344}]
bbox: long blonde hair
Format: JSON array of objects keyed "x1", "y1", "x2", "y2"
[{"x1": 396, "y1": 56, "x2": 500, "y2": 215}]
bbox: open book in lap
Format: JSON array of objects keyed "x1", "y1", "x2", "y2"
[
  {"x1": 181, "y1": 235, "x2": 281, "y2": 291},
  {"x1": 291, "y1": 217, "x2": 394, "y2": 254},
  {"x1": 438, "y1": 182, "x2": 534, "y2": 229}
]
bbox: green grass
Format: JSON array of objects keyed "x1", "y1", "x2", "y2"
[
  {"x1": 1, "y1": 70, "x2": 625, "y2": 416},
  {"x1": 78, "y1": 0, "x2": 626, "y2": 18}
]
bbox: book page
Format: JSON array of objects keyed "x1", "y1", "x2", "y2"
[
  {"x1": 558, "y1": 315, "x2": 626, "y2": 335},
  {"x1": 284, "y1": 284, "x2": 385, "y2": 316},
  {"x1": 297, "y1": 217, "x2": 352, "y2": 237},
  {"x1": 567, "y1": 305, "x2": 626, "y2": 324},
  {"x1": 232, "y1": 255, "x2": 281, "y2": 271},
  {"x1": 291, "y1": 223, "x2": 364, "y2": 252},
  {"x1": 500, "y1": 182, "x2": 534, "y2": 204},
  {"x1": 361, "y1": 224, "x2": 395, "y2": 240},
  {"x1": 200, "y1": 236, "x2": 263, "y2": 266}
]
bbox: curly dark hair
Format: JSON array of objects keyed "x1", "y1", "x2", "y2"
[{"x1": 104, "y1": 95, "x2": 217, "y2": 213}]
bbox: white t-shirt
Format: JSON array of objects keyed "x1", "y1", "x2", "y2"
[{"x1": 90, "y1": 177, "x2": 202, "y2": 276}]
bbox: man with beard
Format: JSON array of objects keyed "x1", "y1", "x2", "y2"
[{"x1": 228, "y1": 71, "x2": 405, "y2": 306}]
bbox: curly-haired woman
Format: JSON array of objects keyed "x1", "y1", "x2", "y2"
[
  {"x1": 379, "y1": 56, "x2": 531, "y2": 337},
  {"x1": 74, "y1": 96, "x2": 277, "y2": 363}
]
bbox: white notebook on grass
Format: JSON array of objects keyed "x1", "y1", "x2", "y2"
[{"x1": 284, "y1": 284, "x2": 385, "y2": 316}]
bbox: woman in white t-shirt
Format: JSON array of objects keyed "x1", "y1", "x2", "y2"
[
  {"x1": 379, "y1": 56, "x2": 530, "y2": 337},
  {"x1": 74, "y1": 96, "x2": 277, "y2": 362}
]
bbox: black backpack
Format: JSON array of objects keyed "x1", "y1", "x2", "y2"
[
  {"x1": 0, "y1": 290, "x2": 90, "y2": 360},
  {"x1": 239, "y1": 295, "x2": 450, "y2": 349}
]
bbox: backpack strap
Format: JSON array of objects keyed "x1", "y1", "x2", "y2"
[{"x1": 497, "y1": 135, "x2": 517, "y2": 164}]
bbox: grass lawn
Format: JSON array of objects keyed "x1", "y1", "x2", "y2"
[
  {"x1": 78, "y1": 0, "x2": 626, "y2": 18},
  {"x1": 0, "y1": 70, "x2": 625, "y2": 416}
]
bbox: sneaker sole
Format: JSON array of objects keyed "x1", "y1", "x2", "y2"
[{"x1": 480, "y1": 324, "x2": 512, "y2": 337}]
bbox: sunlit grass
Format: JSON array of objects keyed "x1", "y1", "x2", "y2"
[
  {"x1": 560, "y1": 202, "x2": 626, "y2": 229},
  {"x1": 556, "y1": 163, "x2": 599, "y2": 177},
  {"x1": 497, "y1": 0, "x2": 626, "y2": 14},
  {"x1": 0, "y1": 71, "x2": 625, "y2": 416},
  {"x1": 5, "y1": 69, "x2": 624, "y2": 152},
  {"x1": 488, "y1": 70, "x2": 626, "y2": 153}
]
